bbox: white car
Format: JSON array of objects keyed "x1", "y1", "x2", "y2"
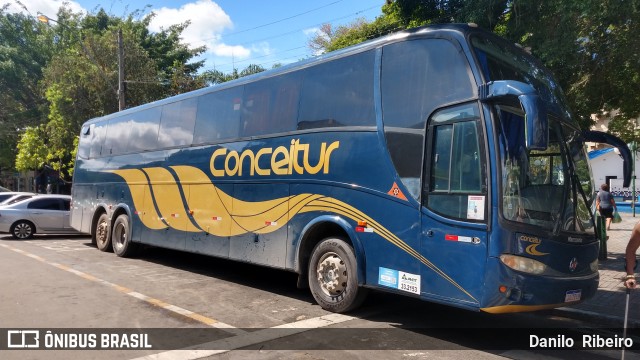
[{"x1": 0, "y1": 195, "x2": 80, "y2": 239}]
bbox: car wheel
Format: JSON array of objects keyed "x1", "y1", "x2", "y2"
[
  {"x1": 11, "y1": 221, "x2": 34, "y2": 240},
  {"x1": 95, "y1": 213, "x2": 112, "y2": 252},
  {"x1": 112, "y1": 214, "x2": 138, "y2": 257},
  {"x1": 308, "y1": 237, "x2": 368, "y2": 313}
]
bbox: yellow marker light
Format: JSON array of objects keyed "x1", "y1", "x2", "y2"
[
  {"x1": 357, "y1": 221, "x2": 367, "y2": 227},
  {"x1": 499, "y1": 285, "x2": 508, "y2": 293}
]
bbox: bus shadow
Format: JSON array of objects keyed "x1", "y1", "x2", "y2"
[{"x1": 133, "y1": 246, "x2": 311, "y2": 303}]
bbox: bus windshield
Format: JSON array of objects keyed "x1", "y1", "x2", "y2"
[
  {"x1": 497, "y1": 109, "x2": 594, "y2": 235},
  {"x1": 472, "y1": 34, "x2": 595, "y2": 235}
]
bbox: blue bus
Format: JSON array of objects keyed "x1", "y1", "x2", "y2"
[{"x1": 70, "y1": 24, "x2": 631, "y2": 314}]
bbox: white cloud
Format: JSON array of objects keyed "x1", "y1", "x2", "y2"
[
  {"x1": 148, "y1": 0, "x2": 250, "y2": 60},
  {"x1": 303, "y1": 27, "x2": 321, "y2": 37},
  {"x1": 4, "y1": 0, "x2": 85, "y2": 17},
  {"x1": 210, "y1": 43, "x2": 250, "y2": 58}
]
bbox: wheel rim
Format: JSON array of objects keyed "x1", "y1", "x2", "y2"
[
  {"x1": 316, "y1": 251, "x2": 348, "y2": 297},
  {"x1": 96, "y1": 219, "x2": 108, "y2": 246},
  {"x1": 113, "y1": 221, "x2": 126, "y2": 251},
  {"x1": 13, "y1": 223, "x2": 32, "y2": 239}
]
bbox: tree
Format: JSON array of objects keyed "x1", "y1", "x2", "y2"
[
  {"x1": 12, "y1": 6, "x2": 207, "y2": 179},
  {"x1": 0, "y1": 7, "x2": 55, "y2": 171},
  {"x1": 200, "y1": 64, "x2": 267, "y2": 86},
  {"x1": 313, "y1": 0, "x2": 640, "y2": 134}
]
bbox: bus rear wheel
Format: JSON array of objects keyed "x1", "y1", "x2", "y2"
[
  {"x1": 95, "y1": 213, "x2": 112, "y2": 252},
  {"x1": 112, "y1": 214, "x2": 138, "y2": 257},
  {"x1": 308, "y1": 237, "x2": 368, "y2": 313}
]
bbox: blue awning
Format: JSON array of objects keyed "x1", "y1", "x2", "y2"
[{"x1": 588, "y1": 147, "x2": 615, "y2": 160}]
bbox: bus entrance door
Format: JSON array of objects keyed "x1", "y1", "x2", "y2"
[{"x1": 421, "y1": 212, "x2": 487, "y2": 308}]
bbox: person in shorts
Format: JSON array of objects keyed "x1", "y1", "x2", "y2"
[{"x1": 596, "y1": 183, "x2": 617, "y2": 230}]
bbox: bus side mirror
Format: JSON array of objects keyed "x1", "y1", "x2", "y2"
[
  {"x1": 519, "y1": 94, "x2": 548, "y2": 151},
  {"x1": 480, "y1": 80, "x2": 549, "y2": 151},
  {"x1": 583, "y1": 130, "x2": 632, "y2": 187}
]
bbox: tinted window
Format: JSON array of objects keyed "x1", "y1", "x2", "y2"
[
  {"x1": 298, "y1": 50, "x2": 375, "y2": 129},
  {"x1": 381, "y1": 39, "x2": 475, "y2": 200},
  {"x1": 128, "y1": 107, "x2": 162, "y2": 152},
  {"x1": 158, "y1": 98, "x2": 197, "y2": 148},
  {"x1": 103, "y1": 116, "x2": 130, "y2": 156},
  {"x1": 78, "y1": 125, "x2": 91, "y2": 159},
  {"x1": 62, "y1": 199, "x2": 70, "y2": 211},
  {"x1": 382, "y1": 39, "x2": 474, "y2": 130},
  {"x1": 194, "y1": 87, "x2": 243, "y2": 144},
  {"x1": 28, "y1": 198, "x2": 62, "y2": 210},
  {"x1": 241, "y1": 72, "x2": 302, "y2": 137},
  {"x1": 88, "y1": 122, "x2": 107, "y2": 158}
]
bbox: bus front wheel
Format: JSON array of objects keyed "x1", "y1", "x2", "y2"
[
  {"x1": 308, "y1": 237, "x2": 367, "y2": 313},
  {"x1": 95, "y1": 213, "x2": 112, "y2": 252},
  {"x1": 112, "y1": 214, "x2": 138, "y2": 257}
]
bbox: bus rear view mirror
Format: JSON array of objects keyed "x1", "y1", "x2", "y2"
[
  {"x1": 519, "y1": 94, "x2": 548, "y2": 151},
  {"x1": 479, "y1": 80, "x2": 549, "y2": 151}
]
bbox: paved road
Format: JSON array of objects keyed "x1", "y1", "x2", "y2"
[{"x1": 1, "y1": 235, "x2": 638, "y2": 360}]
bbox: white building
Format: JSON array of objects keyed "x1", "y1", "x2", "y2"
[{"x1": 588, "y1": 147, "x2": 640, "y2": 199}]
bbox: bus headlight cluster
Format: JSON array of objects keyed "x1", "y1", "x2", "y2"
[
  {"x1": 500, "y1": 254, "x2": 546, "y2": 275},
  {"x1": 590, "y1": 259, "x2": 599, "y2": 272}
]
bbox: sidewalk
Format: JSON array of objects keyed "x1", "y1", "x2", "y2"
[{"x1": 552, "y1": 213, "x2": 640, "y2": 327}]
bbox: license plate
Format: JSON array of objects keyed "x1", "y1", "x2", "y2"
[{"x1": 564, "y1": 289, "x2": 582, "y2": 302}]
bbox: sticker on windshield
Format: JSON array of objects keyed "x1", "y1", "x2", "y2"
[{"x1": 467, "y1": 195, "x2": 485, "y2": 220}]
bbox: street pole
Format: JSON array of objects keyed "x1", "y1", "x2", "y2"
[
  {"x1": 117, "y1": 28, "x2": 125, "y2": 111},
  {"x1": 634, "y1": 140, "x2": 637, "y2": 217},
  {"x1": 38, "y1": 13, "x2": 124, "y2": 112}
]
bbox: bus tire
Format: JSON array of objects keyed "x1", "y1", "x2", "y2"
[
  {"x1": 95, "y1": 213, "x2": 112, "y2": 252},
  {"x1": 112, "y1": 214, "x2": 138, "y2": 257},
  {"x1": 308, "y1": 237, "x2": 368, "y2": 313}
]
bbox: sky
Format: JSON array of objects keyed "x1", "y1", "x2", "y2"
[{"x1": 4, "y1": 0, "x2": 385, "y2": 74}]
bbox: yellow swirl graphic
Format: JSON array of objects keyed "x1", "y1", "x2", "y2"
[
  {"x1": 109, "y1": 166, "x2": 477, "y2": 302},
  {"x1": 525, "y1": 243, "x2": 549, "y2": 256}
]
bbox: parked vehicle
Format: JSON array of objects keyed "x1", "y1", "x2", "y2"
[
  {"x1": 0, "y1": 195, "x2": 80, "y2": 239},
  {"x1": 0, "y1": 192, "x2": 36, "y2": 206}
]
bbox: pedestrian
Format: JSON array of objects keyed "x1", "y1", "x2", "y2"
[
  {"x1": 624, "y1": 221, "x2": 640, "y2": 289},
  {"x1": 596, "y1": 183, "x2": 617, "y2": 230}
]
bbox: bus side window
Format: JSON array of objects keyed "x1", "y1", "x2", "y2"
[
  {"x1": 128, "y1": 107, "x2": 161, "y2": 152},
  {"x1": 78, "y1": 125, "x2": 92, "y2": 159},
  {"x1": 298, "y1": 50, "x2": 375, "y2": 130},
  {"x1": 103, "y1": 116, "x2": 131, "y2": 156},
  {"x1": 88, "y1": 122, "x2": 107, "y2": 158},
  {"x1": 158, "y1": 98, "x2": 196, "y2": 148},
  {"x1": 426, "y1": 103, "x2": 485, "y2": 221},
  {"x1": 194, "y1": 87, "x2": 243, "y2": 144},
  {"x1": 241, "y1": 72, "x2": 302, "y2": 137}
]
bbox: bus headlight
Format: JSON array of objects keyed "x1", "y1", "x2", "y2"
[
  {"x1": 500, "y1": 254, "x2": 546, "y2": 275},
  {"x1": 590, "y1": 259, "x2": 599, "y2": 272}
]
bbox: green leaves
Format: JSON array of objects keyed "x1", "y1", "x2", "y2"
[
  {"x1": 3, "y1": 5, "x2": 208, "y2": 180},
  {"x1": 313, "y1": 0, "x2": 640, "y2": 136}
]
